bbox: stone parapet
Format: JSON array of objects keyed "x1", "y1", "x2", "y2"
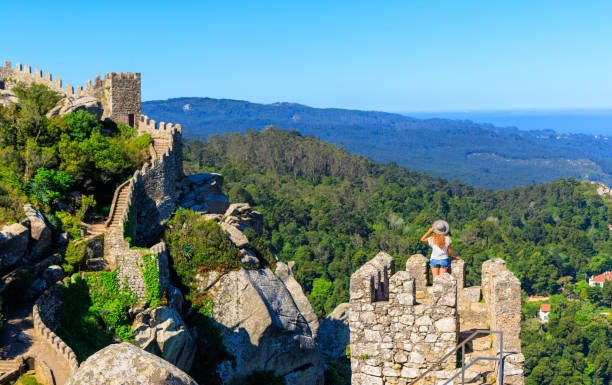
[
  {"x1": 350, "y1": 252, "x2": 458, "y2": 385},
  {"x1": 32, "y1": 286, "x2": 79, "y2": 373}
]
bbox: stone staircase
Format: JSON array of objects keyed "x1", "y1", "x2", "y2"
[
  {"x1": 107, "y1": 184, "x2": 131, "y2": 228},
  {"x1": 457, "y1": 301, "x2": 497, "y2": 383},
  {"x1": 0, "y1": 359, "x2": 19, "y2": 380}
]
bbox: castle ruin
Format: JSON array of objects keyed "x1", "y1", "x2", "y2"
[{"x1": 349, "y1": 253, "x2": 524, "y2": 385}]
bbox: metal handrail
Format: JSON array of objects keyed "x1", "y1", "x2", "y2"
[{"x1": 409, "y1": 329, "x2": 503, "y2": 385}]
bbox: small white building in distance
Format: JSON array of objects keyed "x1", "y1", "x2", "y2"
[
  {"x1": 589, "y1": 271, "x2": 612, "y2": 287},
  {"x1": 539, "y1": 303, "x2": 551, "y2": 322}
]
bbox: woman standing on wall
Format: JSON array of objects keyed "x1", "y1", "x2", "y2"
[{"x1": 420, "y1": 220, "x2": 461, "y2": 279}]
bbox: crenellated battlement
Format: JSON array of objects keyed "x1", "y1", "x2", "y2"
[
  {"x1": 138, "y1": 114, "x2": 183, "y2": 137},
  {"x1": 1, "y1": 60, "x2": 142, "y2": 127},
  {"x1": 349, "y1": 253, "x2": 524, "y2": 385}
]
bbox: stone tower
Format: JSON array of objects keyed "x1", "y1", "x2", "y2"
[
  {"x1": 102, "y1": 72, "x2": 142, "y2": 127},
  {"x1": 349, "y1": 253, "x2": 524, "y2": 385}
]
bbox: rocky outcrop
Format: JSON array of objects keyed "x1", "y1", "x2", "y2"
[
  {"x1": 275, "y1": 261, "x2": 320, "y2": 337},
  {"x1": 223, "y1": 203, "x2": 263, "y2": 234},
  {"x1": 23, "y1": 204, "x2": 53, "y2": 259},
  {"x1": 0, "y1": 222, "x2": 29, "y2": 269},
  {"x1": 65, "y1": 343, "x2": 198, "y2": 385},
  {"x1": 46, "y1": 96, "x2": 104, "y2": 119},
  {"x1": 197, "y1": 268, "x2": 324, "y2": 385},
  {"x1": 317, "y1": 302, "x2": 349, "y2": 361},
  {"x1": 132, "y1": 306, "x2": 197, "y2": 372},
  {"x1": 179, "y1": 173, "x2": 229, "y2": 214},
  {"x1": 220, "y1": 222, "x2": 249, "y2": 248},
  {"x1": 0, "y1": 89, "x2": 18, "y2": 106}
]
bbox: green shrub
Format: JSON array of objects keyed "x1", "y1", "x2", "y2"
[
  {"x1": 56, "y1": 211, "x2": 80, "y2": 239},
  {"x1": 138, "y1": 253, "x2": 161, "y2": 308},
  {"x1": 64, "y1": 241, "x2": 86, "y2": 269},
  {"x1": 164, "y1": 208, "x2": 240, "y2": 287},
  {"x1": 29, "y1": 167, "x2": 74, "y2": 209}
]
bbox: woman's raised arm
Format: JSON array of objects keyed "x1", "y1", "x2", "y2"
[{"x1": 420, "y1": 228, "x2": 434, "y2": 242}]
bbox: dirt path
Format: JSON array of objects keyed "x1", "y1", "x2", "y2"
[{"x1": 1, "y1": 302, "x2": 72, "y2": 385}]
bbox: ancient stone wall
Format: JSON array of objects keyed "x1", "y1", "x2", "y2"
[
  {"x1": 349, "y1": 252, "x2": 459, "y2": 384},
  {"x1": 102, "y1": 115, "x2": 181, "y2": 299},
  {"x1": 0, "y1": 61, "x2": 141, "y2": 126},
  {"x1": 32, "y1": 286, "x2": 79, "y2": 374}
]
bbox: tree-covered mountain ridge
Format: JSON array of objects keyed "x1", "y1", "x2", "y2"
[{"x1": 144, "y1": 97, "x2": 612, "y2": 189}]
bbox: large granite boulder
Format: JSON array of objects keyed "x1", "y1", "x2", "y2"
[
  {"x1": 0, "y1": 222, "x2": 29, "y2": 269},
  {"x1": 46, "y1": 96, "x2": 104, "y2": 119},
  {"x1": 65, "y1": 343, "x2": 198, "y2": 385},
  {"x1": 133, "y1": 306, "x2": 196, "y2": 372},
  {"x1": 196, "y1": 268, "x2": 324, "y2": 385},
  {"x1": 179, "y1": 173, "x2": 229, "y2": 214},
  {"x1": 317, "y1": 302, "x2": 350, "y2": 361},
  {"x1": 23, "y1": 205, "x2": 53, "y2": 259},
  {"x1": 275, "y1": 261, "x2": 319, "y2": 337}
]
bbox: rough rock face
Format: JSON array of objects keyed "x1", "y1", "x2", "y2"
[
  {"x1": 197, "y1": 268, "x2": 324, "y2": 385},
  {"x1": 65, "y1": 343, "x2": 198, "y2": 385},
  {"x1": 46, "y1": 96, "x2": 104, "y2": 119},
  {"x1": 23, "y1": 204, "x2": 53, "y2": 259},
  {"x1": 275, "y1": 261, "x2": 320, "y2": 337},
  {"x1": 0, "y1": 89, "x2": 18, "y2": 106},
  {"x1": 179, "y1": 173, "x2": 229, "y2": 214},
  {"x1": 132, "y1": 306, "x2": 197, "y2": 372},
  {"x1": 223, "y1": 203, "x2": 264, "y2": 234},
  {"x1": 0, "y1": 222, "x2": 29, "y2": 269},
  {"x1": 317, "y1": 302, "x2": 349, "y2": 361},
  {"x1": 220, "y1": 222, "x2": 249, "y2": 248}
]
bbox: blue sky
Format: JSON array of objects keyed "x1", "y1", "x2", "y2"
[{"x1": 2, "y1": 1, "x2": 611, "y2": 111}]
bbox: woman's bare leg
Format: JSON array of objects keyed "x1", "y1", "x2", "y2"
[
  {"x1": 432, "y1": 266, "x2": 440, "y2": 280},
  {"x1": 440, "y1": 267, "x2": 449, "y2": 275}
]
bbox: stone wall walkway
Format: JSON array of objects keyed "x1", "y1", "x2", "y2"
[{"x1": 0, "y1": 302, "x2": 71, "y2": 384}]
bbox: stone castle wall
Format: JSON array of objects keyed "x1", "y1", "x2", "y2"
[
  {"x1": 32, "y1": 285, "x2": 79, "y2": 374},
  {"x1": 0, "y1": 60, "x2": 141, "y2": 125},
  {"x1": 349, "y1": 252, "x2": 458, "y2": 384},
  {"x1": 103, "y1": 115, "x2": 182, "y2": 299},
  {"x1": 349, "y1": 253, "x2": 524, "y2": 385}
]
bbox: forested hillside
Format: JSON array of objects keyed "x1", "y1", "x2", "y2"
[
  {"x1": 185, "y1": 128, "x2": 612, "y2": 385},
  {"x1": 144, "y1": 97, "x2": 612, "y2": 189}
]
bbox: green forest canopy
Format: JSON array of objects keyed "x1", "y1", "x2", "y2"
[{"x1": 184, "y1": 128, "x2": 612, "y2": 385}]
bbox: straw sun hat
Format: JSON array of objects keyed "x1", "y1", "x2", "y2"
[{"x1": 432, "y1": 219, "x2": 450, "y2": 235}]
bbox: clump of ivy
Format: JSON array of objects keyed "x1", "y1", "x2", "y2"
[
  {"x1": 56, "y1": 271, "x2": 137, "y2": 362},
  {"x1": 138, "y1": 253, "x2": 161, "y2": 308}
]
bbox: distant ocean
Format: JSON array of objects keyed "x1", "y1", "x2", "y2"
[{"x1": 404, "y1": 109, "x2": 612, "y2": 136}]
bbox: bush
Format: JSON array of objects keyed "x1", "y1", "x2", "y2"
[
  {"x1": 164, "y1": 208, "x2": 240, "y2": 287},
  {"x1": 29, "y1": 167, "x2": 74, "y2": 208},
  {"x1": 64, "y1": 241, "x2": 86, "y2": 269}
]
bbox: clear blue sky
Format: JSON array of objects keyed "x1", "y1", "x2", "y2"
[{"x1": 2, "y1": 0, "x2": 611, "y2": 111}]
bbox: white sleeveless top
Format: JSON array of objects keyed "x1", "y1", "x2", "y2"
[{"x1": 428, "y1": 236, "x2": 451, "y2": 260}]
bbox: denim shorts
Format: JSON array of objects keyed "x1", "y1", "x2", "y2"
[{"x1": 429, "y1": 258, "x2": 451, "y2": 268}]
